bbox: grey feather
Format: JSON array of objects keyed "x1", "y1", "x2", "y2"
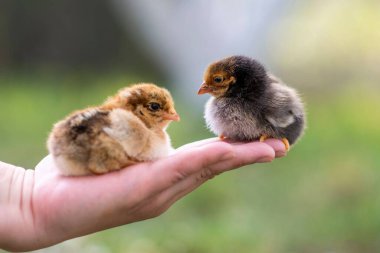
[{"x1": 204, "y1": 74, "x2": 305, "y2": 145}]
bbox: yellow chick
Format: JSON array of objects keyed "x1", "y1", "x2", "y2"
[{"x1": 47, "y1": 83, "x2": 180, "y2": 176}]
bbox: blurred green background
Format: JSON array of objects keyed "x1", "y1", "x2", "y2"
[{"x1": 1, "y1": 1, "x2": 380, "y2": 252}]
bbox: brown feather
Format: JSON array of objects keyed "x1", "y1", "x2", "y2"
[{"x1": 47, "y1": 83, "x2": 178, "y2": 176}]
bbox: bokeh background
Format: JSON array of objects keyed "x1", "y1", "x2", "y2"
[{"x1": 1, "y1": 0, "x2": 380, "y2": 252}]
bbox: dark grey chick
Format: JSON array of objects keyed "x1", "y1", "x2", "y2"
[{"x1": 198, "y1": 55, "x2": 305, "y2": 150}]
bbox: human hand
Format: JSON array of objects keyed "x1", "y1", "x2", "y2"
[{"x1": 0, "y1": 138, "x2": 286, "y2": 252}]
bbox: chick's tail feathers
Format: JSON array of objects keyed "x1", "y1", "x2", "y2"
[{"x1": 47, "y1": 108, "x2": 113, "y2": 175}]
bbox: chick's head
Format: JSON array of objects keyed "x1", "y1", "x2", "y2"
[
  {"x1": 103, "y1": 83, "x2": 179, "y2": 129},
  {"x1": 198, "y1": 58, "x2": 237, "y2": 97},
  {"x1": 198, "y1": 56, "x2": 268, "y2": 98}
]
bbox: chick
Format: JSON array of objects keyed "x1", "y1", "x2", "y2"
[
  {"x1": 198, "y1": 56, "x2": 305, "y2": 150},
  {"x1": 48, "y1": 83, "x2": 180, "y2": 176}
]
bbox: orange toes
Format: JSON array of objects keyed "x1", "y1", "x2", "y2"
[
  {"x1": 282, "y1": 138, "x2": 290, "y2": 151},
  {"x1": 260, "y1": 135, "x2": 290, "y2": 151},
  {"x1": 259, "y1": 134, "x2": 269, "y2": 142}
]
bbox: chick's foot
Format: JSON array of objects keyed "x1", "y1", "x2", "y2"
[
  {"x1": 259, "y1": 134, "x2": 269, "y2": 142},
  {"x1": 219, "y1": 134, "x2": 227, "y2": 140},
  {"x1": 260, "y1": 135, "x2": 290, "y2": 151},
  {"x1": 282, "y1": 138, "x2": 290, "y2": 151}
]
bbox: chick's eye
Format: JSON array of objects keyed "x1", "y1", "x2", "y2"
[
  {"x1": 148, "y1": 102, "x2": 161, "y2": 111},
  {"x1": 214, "y1": 77, "x2": 223, "y2": 83}
]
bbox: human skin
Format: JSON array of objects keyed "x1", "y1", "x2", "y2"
[{"x1": 0, "y1": 138, "x2": 286, "y2": 252}]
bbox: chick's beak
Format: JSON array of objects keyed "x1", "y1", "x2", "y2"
[
  {"x1": 197, "y1": 82, "x2": 213, "y2": 95},
  {"x1": 163, "y1": 112, "x2": 180, "y2": 121}
]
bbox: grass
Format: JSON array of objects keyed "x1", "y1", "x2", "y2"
[{"x1": 0, "y1": 73, "x2": 379, "y2": 253}]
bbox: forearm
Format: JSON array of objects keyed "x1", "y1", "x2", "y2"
[{"x1": 0, "y1": 161, "x2": 38, "y2": 252}]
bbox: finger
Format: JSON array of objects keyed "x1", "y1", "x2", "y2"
[
  {"x1": 149, "y1": 141, "x2": 276, "y2": 207},
  {"x1": 177, "y1": 138, "x2": 287, "y2": 157},
  {"x1": 211, "y1": 141, "x2": 276, "y2": 171},
  {"x1": 263, "y1": 139, "x2": 287, "y2": 157},
  {"x1": 141, "y1": 141, "x2": 235, "y2": 195},
  {"x1": 34, "y1": 155, "x2": 60, "y2": 176},
  {"x1": 174, "y1": 137, "x2": 220, "y2": 152}
]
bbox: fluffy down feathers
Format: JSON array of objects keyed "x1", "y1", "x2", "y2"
[
  {"x1": 199, "y1": 56, "x2": 305, "y2": 147},
  {"x1": 47, "y1": 83, "x2": 179, "y2": 176}
]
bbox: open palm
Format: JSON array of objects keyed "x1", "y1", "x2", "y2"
[{"x1": 1, "y1": 138, "x2": 285, "y2": 252}]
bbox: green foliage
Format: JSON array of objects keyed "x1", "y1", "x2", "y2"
[{"x1": 0, "y1": 75, "x2": 379, "y2": 253}]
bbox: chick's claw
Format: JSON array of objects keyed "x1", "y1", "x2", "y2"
[
  {"x1": 259, "y1": 134, "x2": 289, "y2": 151},
  {"x1": 259, "y1": 134, "x2": 269, "y2": 142},
  {"x1": 219, "y1": 134, "x2": 227, "y2": 140},
  {"x1": 282, "y1": 138, "x2": 290, "y2": 151}
]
